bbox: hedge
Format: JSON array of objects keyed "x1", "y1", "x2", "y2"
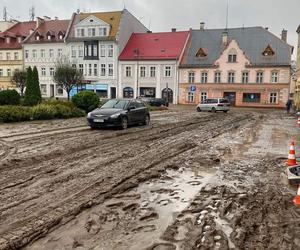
[
  {"x1": 0, "y1": 90, "x2": 21, "y2": 105},
  {"x1": 0, "y1": 103, "x2": 85, "y2": 123},
  {"x1": 72, "y1": 91, "x2": 100, "y2": 113}
]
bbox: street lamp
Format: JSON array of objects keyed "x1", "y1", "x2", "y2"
[{"x1": 134, "y1": 48, "x2": 139, "y2": 98}]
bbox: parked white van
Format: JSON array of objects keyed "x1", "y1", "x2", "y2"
[{"x1": 196, "y1": 98, "x2": 230, "y2": 113}]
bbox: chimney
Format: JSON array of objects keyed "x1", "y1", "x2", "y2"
[
  {"x1": 222, "y1": 31, "x2": 228, "y2": 46},
  {"x1": 36, "y1": 17, "x2": 44, "y2": 28},
  {"x1": 200, "y1": 22, "x2": 205, "y2": 30},
  {"x1": 43, "y1": 16, "x2": 51, "y2": 21},
  {"x1": 171, "y1": 28, "x2": 176, "y2": 32},
  {"x1": 265, "y1": 27, "x2": 269, "y2": 31},
  {"x1": 281, "y1": 29, "x2": 287, "y2": 42}
]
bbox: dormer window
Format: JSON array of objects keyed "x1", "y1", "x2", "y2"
[
  {"x1": 76, "y1": 28, "x2": 85, "y2": 37},
  {"x1": 59, "y1": 34, "x2": 63, "y2": 40},
  {"x1": 17, "y1": 37, "x2": 22, "y2": 43},
  {"x1": 262, "y1": 44, "x2": 275, "y2": 56},
  {"x1": 47, "y1": 35, "x2": 51, "y2": 40},
  {"x1": 6, "y1": 37, "x2": 10, "y2": 44},
  {"x1": 228, "y1": 48, "x2": 237, "y2": 63},
  {"x1": 88, "y1": 28, "x2": 96, "y2": 37},
  {"x1": 99, "y1": 27, "x2": 107, "y2": 36},
  {"x1": 36, "y1": 36, "x2": 40, "y2": 41},
  {"x1": 196, "y1": 48, "x2": 208, "y2": 58}
]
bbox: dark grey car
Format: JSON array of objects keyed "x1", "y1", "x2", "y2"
[{"x1": 87, "y1": 99, "x2": 150, "y2": 129}]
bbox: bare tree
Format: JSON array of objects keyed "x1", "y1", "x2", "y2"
[
  {"x1": 11, "y1": 70, "x2": 27, "y2": 96},
  {"x1": 53, "y1": 60, "x2": 83, "y2": 100}
]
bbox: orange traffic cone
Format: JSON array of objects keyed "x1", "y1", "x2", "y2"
[
  {"x1": 293, "y1": 183, "x2": 300, "y2": 205},
  {"x1": 297, "y1": 117, "x2": 300, "y2": 128},
  {"x1": 287, "y1": 141, "x2": 297, "y2": 166}
]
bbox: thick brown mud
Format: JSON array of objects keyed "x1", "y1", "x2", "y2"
[{"x1": 0, "y1": 108, "x2": 299, "y2": 250}]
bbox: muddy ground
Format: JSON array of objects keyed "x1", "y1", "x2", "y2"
[{"x1": 0, "y1": 107, "x2": 300, "y2": 250}]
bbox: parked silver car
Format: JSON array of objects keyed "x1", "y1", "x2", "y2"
[{"x1": 196, "y1": 98, "x2": 230, "y2": 113}]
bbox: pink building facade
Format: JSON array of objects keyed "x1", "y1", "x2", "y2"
[{"x1": 179, "y1": 27, "x2": 293, "y2": 108}]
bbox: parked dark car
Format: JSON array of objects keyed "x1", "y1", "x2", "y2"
[
  {"x1": 87, "y1": 99, "x2": 150, "y2": 129},
  {"x1": 148, "y1": 98, "x2": 167, "y2": 107}
]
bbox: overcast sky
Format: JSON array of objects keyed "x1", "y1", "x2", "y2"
[{"x1": 1, "y1": 0, "x2": 299, "y2": 59}]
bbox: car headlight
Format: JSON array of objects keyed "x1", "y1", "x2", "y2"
[
  {"x1": 87, "y1": 112, "x2": 92, "y2": 118},
  {"x1": 110, "y1": 113, "x2": 120, "y2": 119}
]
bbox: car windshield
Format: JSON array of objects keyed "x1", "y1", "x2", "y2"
[
  {"x1": 219, "y1": 99, "x2": 229, "y2": 103},
  {"x1": 101, "y1": 99, "x2": 129, "y2": 109}
]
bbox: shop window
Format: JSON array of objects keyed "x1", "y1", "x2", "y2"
[
  {"x1": 243, "y1": 93, "x2": 261, "y2": 103},
  {"x1": 123, "y1": 87, "x2": 134, "y2": 98}
]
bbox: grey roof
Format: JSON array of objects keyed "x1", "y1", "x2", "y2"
[{"x1": 180, "y1": 27, "x2": 293, "y2": 68}]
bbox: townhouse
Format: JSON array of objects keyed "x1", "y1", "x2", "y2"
[
  {"x1": 118, "y1": 30, "x2": 190, "y2": 103},
  {"x1": 0, "y1": 21, "x2": 35, "y2": 90},
  {"x1": 179, "y1": 27, "x2": 293, "y2": 108},
  {"x1": 65, "y1": 9, "x2": 148, "y2": 99},
  {"x1": 22, "y1": 17, "x2": 70, "y2": 98}
]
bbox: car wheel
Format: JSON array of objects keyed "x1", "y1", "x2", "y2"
[
  {"x1": 143, "y1": 115, "x2": 150, "y2": 125},
  {"x1": 196, "y1": 107, "x2": 201, "y2": 112},
  {"x1": 121, "y1": 117, "x2": 128, "y2": 130},
  {"x1": 211, "y1": 107, "x2": 216, "y2": 113},
  {"x1": 223, "y1": 110, "x2": 228, "y2": 113}
]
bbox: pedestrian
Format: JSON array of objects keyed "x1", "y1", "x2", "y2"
[{"x1": 286, "y1": 99, "x2": 293, "y2": 114}]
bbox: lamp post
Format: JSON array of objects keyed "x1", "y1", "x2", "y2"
[{"x1": 134, "y1": 48, "x2": 139, "y2": 98}]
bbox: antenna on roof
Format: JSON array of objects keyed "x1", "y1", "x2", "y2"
[
  {"x1": 3, "y1": 7, "x2": 7, "y2": 21},
  {"x1": 29, "y1": 6, "x2": 35, "y2": 21},
  {"x1": 225, "y1": 0, "x2": 229, "y2": 30}
]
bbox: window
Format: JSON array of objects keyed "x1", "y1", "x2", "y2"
[
  {"x1": 100, "y1": 45, "x2": 105, "y2": 57},
  {"x1": 88, "y1": 45, "x2": 92, "y2": 57},
  {"x1": 59, "y1": 34, "x2": 63, "y2": 40},
  {"x1": 78, "y1": 46, "x2": 83, "y2": 57},
  {"x1": 101, "y1": 64, "x2": 106, "y2": 76},
  {"x1": 41, "y1": 67, "x2": 46, "y2": 76},
  {"x1": 99, "y1": 27, "x2": 107, "y2": 36},
  {"x1": 140, "y1": 66, "x2": 146, "y2": 77},
  {"x1": 47, "y1": 35, "x2": 51, "y2": 40},
  {"x1": 165, "y1": 66, "x2": 171, "y2": 77},
  {"x1": 71, "y1": 46, "x2": 76, "y2": 58},
  {"x1": 262, "y1": 44, "x2": 275, "y2": 56},
  {"x1": 88, "y1": 28, "x2": 95, "y2": 37},
  {"x1": 25, "y1": 50, "x2": 29, "y2": 59},
  {"x1": 188, "y1": 72, "x2": 195, "y2": 83},
  {"x1": 108, "y1": 45, "x2": 113, "y2": 57},
  {"x1": 228, "y1": 72, "x2": 235, "y2": 83},
  {"x1": 36, "y1": 36, "x2": 40, "y2": 41},
  {"x1": 50, "y1": 67, "x2": 54, "y2": 76},
  {"x1": 214, "y1": 72, "x2": 221, "y2": 83},
  {"x1": 41, "y1": 49, "x2": 45, "y2": 58},
  {"x1": 32, "y1": 50, "x2": 37, "y2": 58},
  {"x1": 243, "y1": 93, "x2": 261, "y2": 103},
  {"x1": 40, "y1": 84, "x2": 47, "y2": 95},
  {"x1": 269, "y1": 92, "x2": 278, "y2": 103},
  {"x1": 201, "y1": 72, "x2": 208, "y2": 83},
  {"x1": 108, "y1": 64, "x2": 113, "y2": 76},
  {"x1": 242, "y1": 72, "x2": 249, "y2": 83},
  {"x1": 6, "y1": 52, "x2": 11, "y2": 60},
  {"x1": 271, "y1": 71, "x2": 278, "y2": 83},
  {"x1": 150, "y1": 66, "x2": 156, "y2": 78},
  {"x1": 77, "y1": 28, "x2": 84, "y2": 37},
  {"x1": 92, "y1": 45, "x2": 98, "y2": 57},
  {"x1": 94, "y1": 64, "x2": 98, "y2": 76},
  {"x1": 7, "y1": 69, "x2": 11, "y2": 77},
  {"x1": 0, "y1": 69, "x2": 3, "y2": 76},
  {"x1": 228, "y1": 49, "x2": 237, "y2": 63},
  {"x1": 187, "y1": 92, "x2": 195, "y2": 103},
  {"x1": 256, "y1": 71, "x2": 263, "y2": 83},
  {"x1": 201, "y1": 92, "x2": 207, "y2": 102},
  {"x1": 14, "y1": 52, "x2": 18, "y2": 60},
  {"x1": 49, "y1": 49, "x2": 54, "y2": 58},
  {"x1": 88, "y1": 64, "x2": 92, "y2": 76},
  {"x1": 58, "y1": 49, "x2": 62, "y2": 58},
  {"x1": 56, "y1": 84, "x2": 64, "y2": 95},
  {"x1": 196, "y1": 48, "x2": 207, "y2": 58},
  {"x1": 72, "y1": 64, "x2": 76, "y2": 69},
  {"x1": 79, "y1": 64, "x2": 83, "y2": 74},
  {"x1": 125, "y1": 66, "x2": 132, "y2": 77}
]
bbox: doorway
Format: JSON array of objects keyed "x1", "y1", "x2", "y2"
[
  {"x1": 223, "y1": 92, "x2": 236, "y2": 106},
  {"x1": 162, "y1": 88, "x2": 173, "y2": 103},
  {"x1": 50, "y1": 84, "x2": 54, "y2": 98},
  {"x1": 110, "y1": 87, "x2": 116, "y2": 99}
]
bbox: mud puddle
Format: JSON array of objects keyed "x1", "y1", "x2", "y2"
[{"x1": 25, "y1": 168, "x2": 216, "y2": 250}]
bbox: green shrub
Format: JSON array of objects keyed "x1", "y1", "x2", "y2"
[
  {"x1": 31, "y1": 104, "x2": 56, "y2": 120},
  {"x1": 72, "y1": 90, "x2": 100, "y2": 113},
  {"x1": 0, "y1": 105, "x2": 31, "y2": 123},
  {"x1": 42, "y1": 99, "x2": 75, "y2": 108},
  {"x1": 0, "y1": 90, "x2": 21, "y2": 105}
]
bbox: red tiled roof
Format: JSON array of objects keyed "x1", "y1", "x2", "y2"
[
  {"x1": 119, "y1": 31, "x2": 190, "y2": 60},
  {"x1": 0, "y1": 21, "x2": 35, "y2": 49},
  {"x1": 25, "y1": 19, "x2": 70, "y2": 43}
]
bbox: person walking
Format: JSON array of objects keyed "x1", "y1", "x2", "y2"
[{"x1": 286, "y1": 99, "x2": 293, "y2": 114}]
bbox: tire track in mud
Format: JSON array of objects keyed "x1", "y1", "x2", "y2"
[{"x1": 0, "y1": 112, "x2": 257, "y2": 250}]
